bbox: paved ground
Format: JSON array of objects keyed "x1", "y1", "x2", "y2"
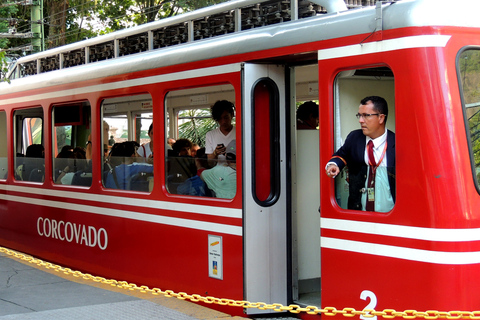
[{"x1": 0, "y1": 250, "x2": 298, "y2": 320}]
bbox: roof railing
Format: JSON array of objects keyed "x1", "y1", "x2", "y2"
[{"x1": 8, "y1": 0, "x2": 384, "y2": 80}]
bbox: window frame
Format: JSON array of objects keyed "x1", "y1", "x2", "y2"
[{"x1": 457, "y1": 46, "x2": 480, "y2": 194}]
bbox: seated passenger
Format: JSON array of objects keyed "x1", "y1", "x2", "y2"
[
  {"x1": 177, "y1": 148, "x2": 213, "y2": 197},
  {"x1": 105, "y1": 141, "x2": 153, "y2": 190},
  {"x1": 71, "y1": 136, "x2": 94, "y2": 186},
  {"x1": 296, "y1": 101, "x2": 319, "y2": 130},
  {"x1": 137, "y1": 123, "x2": 153, "y2": 164},
  {"x1": 201, "y1": 140, "x2": 236, "y2": 199},
  {"x1": 167, "y1": 139, "x2": 197, "y2": 193},
  {"x1": 55, "y1": 147, "x2": 87, "y2": 185},
  {"x1": 16, "y1": 144, "x2": 44, "y2": 181},
  {"x1": 191, "y1": 143, "x2": 200, "y2": 157},
  {"x1": 57, "y1": 145, "x2": 73, "y2": 156},
  {"x1": 194, "y1": 147, "x2": 211, "y2": 177},
  {"x1": 54, "y1": 146, "x2": 74, "y2": 181},
  {"x1": 167, "y1": 137, "x2": 176, "y2": 150}
]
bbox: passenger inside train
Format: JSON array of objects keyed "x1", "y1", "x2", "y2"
[
  {"x1": 296, "y1": 101, "x2": 319, "y2": 130},
  {"x1": 176, "y1": 148, "x2": 214, "y2": 197},
  {"x1": 201, "y1": 139, "x2": 237, "y2": 199},
  {"x1": 16, "y1": 144, "x2": 45, "y2": 182},
  {"x1": 136, "y1": 123, "x2": 153, "y2": 164},
  {"x1": 71, "y1": 136, "x2": 93, "y2": 186},
  {"x1": 104, "y1": 141, "x2": 153, "y2": 191},
  {"x1": 205, "y1": 100, "x2": 236, "y2": 167},
  {"x1": 167, "y1": 138, "x2": 197, "y2": 194},
  {"x1": 55, "y1": 147, "x2": 87, "y2": 185}
]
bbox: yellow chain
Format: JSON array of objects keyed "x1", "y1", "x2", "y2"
[{"x1": 1, "y1": 245, "x2": 479, "y2": 318}]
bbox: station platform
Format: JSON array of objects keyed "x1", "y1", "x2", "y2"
[{"x1": 0, "y1": 251, "x2": 298, "y2": 320}]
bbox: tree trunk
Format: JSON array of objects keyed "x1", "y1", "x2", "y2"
[{"x1": 46, "y1": 0, "x2": 68, "y2": 49}]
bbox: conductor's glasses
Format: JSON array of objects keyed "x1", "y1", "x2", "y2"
[{"x1": 356, "y1": 113, "x2": 380, "y2": 120}]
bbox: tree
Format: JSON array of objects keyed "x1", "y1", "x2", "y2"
[
  {"x1": 461, "y1": 50, "x2": 480, "y2": 171},
  {"x1": 0, "y1": 5, "x2": 19, "y2": 48},
  {"x1": 178, "y1": 108, "x2": 217, "y2": 147},
  {"x1": 45, "y1": 0, "x2": 69, "y2": 48},
  {"x1": 0, "y1": 4, "x2": 19, "y2": 80},
  {"x1": 91, "y1": 0, "x2": 227, "y2": 33},
  {"x1": 0, "y1": 0, "x2": 228, "y2": 75}
]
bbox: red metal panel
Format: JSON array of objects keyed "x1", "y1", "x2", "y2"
[{"x1": 318, "y1": 27, "x2": 480, "y2": 314}]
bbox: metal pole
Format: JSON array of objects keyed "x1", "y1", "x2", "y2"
[{"x1": 31, "y1": 0, "x2": 44, "y2": 52}]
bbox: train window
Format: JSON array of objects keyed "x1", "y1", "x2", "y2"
[
  {"x1": 0, "y1": 111, "x2": 6, "y2": 179},
  {"x1": 52, "y1": 102, "x2": 91, "y2": 186},
  {"x1": 252, "y1": 79, "x2": 280, "y2": 205},
  {"x1": 459, "y1": 49, "x2": 480, "y2": 187},
  {"x1": 164, "y1": 84, "x2": 236, "y2": 198},
  {"x1": 331, "y1": 67, "x2": 395, "y2": 212},
  {"x1": 14, "y1": 107, "x2": 44, "y2": 182},
  {"x1": 101, "y1": 94, "x2": 154, "y2": 192}
]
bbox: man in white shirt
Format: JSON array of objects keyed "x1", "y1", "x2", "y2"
[{"x1": 205, "y1": 100, "x2": 236, "y2": 166}]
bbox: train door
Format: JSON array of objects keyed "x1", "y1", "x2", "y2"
[
  {"x1": 243, "y1": 63, "x2": 289, "y2": 314},
  {"x1": 292, "y1": 64, "x2": 321, "y2": 306},
  {"x1": 320, "y1": 63, "x2": 395, "y2": 310}
]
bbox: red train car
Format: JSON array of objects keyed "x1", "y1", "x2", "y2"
[{"x1": 1, "y1": 0, "x2": 480, "y2": 318}]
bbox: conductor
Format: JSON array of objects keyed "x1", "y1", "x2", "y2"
[{"x1": 325, "y1": 96, "x2": 395, "y2": 212}]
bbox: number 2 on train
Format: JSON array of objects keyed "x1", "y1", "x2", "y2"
[{"x1": 360, "y1": 290, "x2": 377, "y2": 320}]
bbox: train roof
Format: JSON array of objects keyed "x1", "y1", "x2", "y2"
[{"x1": 3, "y1": 0, "x2": 480, "y2": 93}]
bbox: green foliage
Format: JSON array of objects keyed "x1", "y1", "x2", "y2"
[
  {"x1": 1, "y1": 0, "x2": 228, "y2": 55},
  {"x1": 177, "y1": 109, "x2": 217, "y2": 147},
  {"x1": 461, "y1": 50, "x2": 480, "y2": 171},
  {"x1": 0, "y1": 4, "x2": 19, "y2": 49},
  {"x1": 0, "y1": 51, "x2": 10, "y2": 82},
  {"x1": 92, "y1": 0, "x2": 136, "y2": 33},
  {"x1": 460, "y1": 50, "x2": 480, "y2": 105}
]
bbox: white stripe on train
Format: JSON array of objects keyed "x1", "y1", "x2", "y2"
[
  {"x1": 0, "y1": 63, "x2": 242, "y2": 106},
  {"x1": 321, "y1": 237, "x2": 480, "y2": 265},
  {"x1": 3, "y1": 189, "x2": 480, "y2": 262},
  {"x1": 317, "y1": 35, "x2": 451, "y2": 60},
  {"x1": 0, "y1": 192, "x2": 242, "y2": 237},
  {"x1": 0, "y1": 185, "x2": 242, "y2": 219},
  {"x1": 321, "y1": 217, "x2": 480, "y2": 242}
]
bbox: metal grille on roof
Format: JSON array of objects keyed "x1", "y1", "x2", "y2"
[{"x1": 10, "y1": 0, "x2": 392, "y2": 79}]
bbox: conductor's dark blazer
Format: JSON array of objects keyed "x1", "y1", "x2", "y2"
[{"x1": 329, "y1": 129, "x2": 395, "y2": 210}]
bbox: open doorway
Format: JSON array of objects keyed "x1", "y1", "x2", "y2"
[{"x1": 292, "y1": 64, "x2": 321, "y2": 306}]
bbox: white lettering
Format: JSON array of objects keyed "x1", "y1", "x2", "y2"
[
  {"x1": 80, "y1": 225, "x2": 88, "y2": 245},
  {"x1": 57, "y1": 221, "x2": 65, "y2": 241},
  {"x1": 43, "y1": 218, "x2": 51, "y2": 237},
  {"x1": 65, "y1": 222, "x2": 74, "y2": 242},
  {"x1": 51, "y1": 219, "x2": 58, "y2": 239},
  {"x1": 74, "y1": 223, "x2": 81, "y2": 243},
  {"x1": 88, "y1": 226, "x2": 97, "y2": 247},
  {"x1": 36, "y1": 217, "x2": 108, "y2": 250},
  {"x1": 98, "y1": 228, "x2": 108, "y2": 250},
  {"x1": 37, "y1": 217, "x2": 44, "y2": 236}
]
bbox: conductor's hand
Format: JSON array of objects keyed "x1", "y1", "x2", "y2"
[{"x1": 326, "y1": 164, "x2": 340, "y2": 178}]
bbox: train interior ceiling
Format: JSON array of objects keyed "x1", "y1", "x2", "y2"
[{"x1": 1, "y1": 61, "x2": 394, "y2": 307}]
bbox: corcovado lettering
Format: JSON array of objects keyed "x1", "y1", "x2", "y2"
[{"x1": 37, "y1": 217, "x2": 108, "y2": 250}]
